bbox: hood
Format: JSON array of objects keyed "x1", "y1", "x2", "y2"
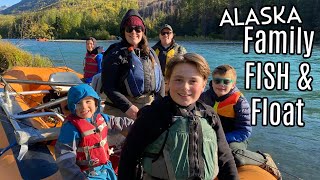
[
  {"x1": 120, "y1": 9, "x2": 146, "y2": 39},
  {"x1": 67, "y1": 84, "x2": 101, "y2": 115}
]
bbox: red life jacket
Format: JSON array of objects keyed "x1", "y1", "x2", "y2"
[
  {"x1": 84, "y1": 53, "x2": 98, "y2": 79},
  {"x1": 213, "y1": 91, "x2": 242, "y2": 118},
  {"x1": 67, "y1": 114, "x2": 110, "y2": 171}
]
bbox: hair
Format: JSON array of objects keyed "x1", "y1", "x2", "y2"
[
  {"x1": 122, "y1": 33, "x2": 155, "y2": 66},
  {"x1": 165, "y1": 53, "x2": 210, "y2": 81},
  {"x1": 212, "y1": 64, "x2": 237, "y2": 81},
  {"x1": 86, "y1": 37, "x2": 96, "y2": 45}
]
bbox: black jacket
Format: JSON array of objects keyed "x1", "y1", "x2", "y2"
[
  {"x1": 101, "y1": 9, "x2": 164, "y2": 113},
  {"x1": 118, "y1": 96, "x2": 239, "y2": 180},
  {"x1": 101, "y1": 42, "x2": 165, "y2": 112}
]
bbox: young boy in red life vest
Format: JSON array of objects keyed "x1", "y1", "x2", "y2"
[
  {"x1": 55, "y1": 84, "x2": 134, "y2": 180},
  {"x1": 200, "y1": 64, "x2": 281, "y2": 180},
  {"x1": 84, "y1": 37, "x2": 104, "y2": 83}
]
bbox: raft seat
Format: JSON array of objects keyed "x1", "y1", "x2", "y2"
[{"x1": 49, "y1": 72, "x2": 83, "y2": 92}]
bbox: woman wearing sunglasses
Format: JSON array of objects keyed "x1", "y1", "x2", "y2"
[
  {"x1": 200, "y1": 64, "x2": 281, "y2": 179},
  {"x1": 101, "y1": 9, "x2": 164, "y2": 174},
  {"x1": 101, "y1": 9, "x2": 164, "y2": 120}
]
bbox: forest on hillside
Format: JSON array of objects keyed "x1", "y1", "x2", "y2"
[{"x1": 0, "y1": 0, "x2": 319, "y2": 40}]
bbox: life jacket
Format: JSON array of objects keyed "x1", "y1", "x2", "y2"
[
  {"x1": 154, "y1": 46, "x2": 177, "y2": 64},
  {"x1": 67, "y1": 113, "x2": 110, "y2": 171},
  {"x1": 142, "y1": 109, "x2": 219, "y2": 179},
  {"x1": 124, "y1": 47, "x2": 162, "y2": 97},
  {"x1": 213, "y1": 91, "x2": 242, "y2": 118},
  {"x1": 154, "y1": 44, "x2": 183, "y2": 74},
  {"x1": 83, "y1": 53, "x2": 98, "y2": 79}
]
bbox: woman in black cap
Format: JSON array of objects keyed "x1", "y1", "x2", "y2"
[{"x1": 101, "y1": 9, "x2": 165, "y2": 120}]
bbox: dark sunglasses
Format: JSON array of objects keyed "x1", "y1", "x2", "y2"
[
  {"x1": 125, "y1": 26, "x2": 143, "y2": 33},
  {"x1": 213, "y1": 77, "x2": 233, "y2": 85},
  {"x1": 161, "y1": 31, "x2": 172, "y2": 36}
]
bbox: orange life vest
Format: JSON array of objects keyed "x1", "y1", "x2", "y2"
[
  {"x1": 213, "y1": 92, "x2": 242, "y2": 118},
  {"x1": 67, "y1": 114, "x2": 110, "y2": 171},
  {"x1": 84, "y1": 53, "x2": 98, "y2": 79}
]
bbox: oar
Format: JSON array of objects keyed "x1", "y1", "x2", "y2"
[
  {"x1": 18, "y1": 96, "x2": 68, "y2": 115},
  {"x1": 3, "y1": 78, "x2": 82, "y2": 86}
]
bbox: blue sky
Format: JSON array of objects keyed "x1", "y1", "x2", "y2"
[{"x1": 0, "y1": 0, "x2": 21, "y2": 7}]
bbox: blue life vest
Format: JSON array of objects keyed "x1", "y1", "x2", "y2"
[{"x1": 125, "y1": 48, "x2": 162, "y2": 97}]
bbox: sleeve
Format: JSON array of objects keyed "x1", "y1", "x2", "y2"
[
  {"x1": 212, "y1": 114, "x2": 239, "y2": 180},
  {"x1": 101, "y1": 50, "x2": 133, "y2": 112},
  {"x1": 55, "y1": 122, "x2": 87, "y2": 180},
  {"x1": 178, "y1": 45, "x2": 187, "y2": 54},
  {"x1": 225, "y1": 96, "x2": 252, "y2": 143},
  {"x1": 105, "y1": 113, "x2": 134, "y2": 134},
  {"x1": 118, "y1": 105, "x2": 167, "y2": 179},
  {"x1": 96, "y1": 54, "x2": 103, "y2": 73}
]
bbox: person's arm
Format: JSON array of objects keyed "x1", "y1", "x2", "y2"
[
  {"x1": 225, "y1": 96, "x2": 252, "y2": 143},
  {"x1": 96, "y1": 54, "x2": 103, "y2": 73},
  {"x1": 213, "y1": 114, "x2": 239, "y2": 180},
  {"x1": 101, "y1": 51, "x2": 133, "y2": 112},
  {"x1": 178, "y1": 45, "x2": 187, "y2": 54},
  {"x1": 55, "y1": 122, "x2": 87, "y2": 180},
  {"x1": 104, "y1": 113, "x2": 134, "y2": 135}
]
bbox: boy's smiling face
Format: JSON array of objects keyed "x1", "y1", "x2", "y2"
[
  {"x1": 212, "y1": 71, "x2": 236, "y2": 97},
  {"x1": 75, "y1": 96, "x2": 97, "y2": 119},
  {"x1": 168, "y1": 63, "x2": 207, "y2": 106}
]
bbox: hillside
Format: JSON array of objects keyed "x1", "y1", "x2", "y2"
[
  {"x1": 0, "y1": 0, "x2": 319, "y2": 41},
  {"x1": 0, "y1": 6, "x2": 8, "y2": 11},
  {"x1": 1, "y1": 0, "x2": 59, "y2": 14},
  {"x1": 0, "y1": 0, "x2": 170, "y2": 15}
]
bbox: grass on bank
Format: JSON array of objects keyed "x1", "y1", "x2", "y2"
[{"x1": 0, "y1": 41, "x2": 53, "y2": 73}]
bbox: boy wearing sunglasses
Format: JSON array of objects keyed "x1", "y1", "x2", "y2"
[{"x1": 200, "y1": 65, "x2": 282, "y2": 179}]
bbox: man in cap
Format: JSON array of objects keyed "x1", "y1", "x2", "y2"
[
  {"x1": 152, "y1": 24, "x2": 186, "y2": 93},
  {"x1": 152, "y1": 24, "x2": 187, "y2": 75}
]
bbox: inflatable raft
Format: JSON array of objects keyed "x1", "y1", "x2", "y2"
[{"x1": 0, "y1": 66, "x2": 279, "y2": 179}]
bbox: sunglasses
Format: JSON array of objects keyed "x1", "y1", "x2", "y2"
[
  {"x1": 161, "y1": 31, "x2": 172, "y2": 36},
  {"x1": 125, "y1": 26, "x2": 143, "y2": 33},
  {"x1": 213, "y1": 77, "x2": 234, "y2": 85}
]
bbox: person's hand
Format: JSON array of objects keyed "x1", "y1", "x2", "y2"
[
  {"x1": 97, "y1": 46, "x2": 103, "y2": 53},
  {"x1": 125, "y1": 105, "x2": 139, "y2": 120}
]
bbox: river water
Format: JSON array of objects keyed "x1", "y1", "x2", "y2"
[{"x1": 4, "y1": 39, "x2": 320, "y2": 179}]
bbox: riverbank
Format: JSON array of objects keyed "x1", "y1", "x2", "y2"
[{"x1": 0, "y1": 41, "x2": 53, "y2": 73}]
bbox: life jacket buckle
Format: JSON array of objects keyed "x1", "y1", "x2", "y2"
[
  {"x1": 88, "y1": 170, "x2": 98, "y2": 176},
  {"x1": 89, "y1": 158, "x2": 100, "y2": 166},
  {"x1": 94, "y1": 142, "x2": 101, "y2": 148}
]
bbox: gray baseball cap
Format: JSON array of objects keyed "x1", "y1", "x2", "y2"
[{"x1": 160, "y1": 24, "x2": 173, "y2": 32}]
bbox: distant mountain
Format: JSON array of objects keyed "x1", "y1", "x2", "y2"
[
  {"x1": 0, "y1": 0, "x2": 59, "y2": 14},
  {"x1": 0, "y1": 5, "x2": 8, "y2": 11},
  {"x1": 0, "y1": 0, "x2": 178, "y2": 16}
]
